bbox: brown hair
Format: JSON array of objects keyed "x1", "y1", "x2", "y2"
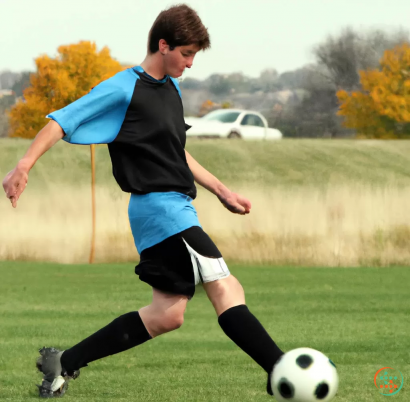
[{"x1": 148, "y1": 4, "x2": 211, "y2": 53}]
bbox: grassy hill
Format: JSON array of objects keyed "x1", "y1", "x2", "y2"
[{"x1": 2, "y1": 138, "x2": 410, "y2": 189}]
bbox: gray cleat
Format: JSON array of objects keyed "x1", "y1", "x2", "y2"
[{"x1": 36, "y1": 347, "x2": 80, "y2": 398}]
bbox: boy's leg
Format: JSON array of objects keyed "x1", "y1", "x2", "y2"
[
  {"x1": 203, "y1": 275, "x2": 284, "y2": 394},
  {"x1": 61, "y1": 288, "x2": 188, "y2": 370},
  {"x1": 139, "y1": 289, "x2": 188, "y2": 338},
  {"x1": 37, "y1": 289, "x2": 188, "y2": 397}
]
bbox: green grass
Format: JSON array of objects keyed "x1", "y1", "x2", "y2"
[
  {"x1": 4, "y1": 138, "x2": 410, "y2": 189},
  {"x1": 0, "y1": 262, "x2": 409, "y2": 401}
]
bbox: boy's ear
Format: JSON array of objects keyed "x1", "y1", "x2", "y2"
[{"x1": 158, "y1": 39, "x2": 170, "y2": 55}]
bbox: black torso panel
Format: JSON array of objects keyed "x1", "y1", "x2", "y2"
[{"x1": 107, "y1": 69, "x2": 196, "y2": 199}]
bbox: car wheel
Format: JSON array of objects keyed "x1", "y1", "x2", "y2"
[{"x1": 228, "y1": 131, "x2": 242, "y2": 139}]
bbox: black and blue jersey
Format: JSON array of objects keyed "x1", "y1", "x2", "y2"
[
  {"x1": 48, "y1": 66, "x2": 197, "y2": 199},
  {"x1": 48, "y1": 66, "x2": 202, "y2": 253},
  {"x1": 47, "y1": 65, "x2": 228, "y2": 290}
]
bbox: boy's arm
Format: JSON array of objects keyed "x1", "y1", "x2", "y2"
[
  {"x1": 185, "y1": 150, "x2": 251, "y2": 215},
  {"x1": 3, "y1": 72, "x2": 131, "y2": 208},
  {"x1": 2, "y1": 120, "x2": 64, "y2": 208}
]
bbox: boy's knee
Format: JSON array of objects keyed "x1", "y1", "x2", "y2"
[
  {"x1": 204, "y1": 275, "x2": 246, "y2": 316},
  {"x1": 160, "y1": 312, "x2": 184, "y2": 333},
  {"x1": 207, "y1": 275, "x2": 244, "y2": 299},
  {"x1": 149, "y1": 310, "x2": 184, "y2": 337}
]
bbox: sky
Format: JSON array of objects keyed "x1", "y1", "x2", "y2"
[{"x1": 1, "y1": 0, "x2": 409, "y2": 80}]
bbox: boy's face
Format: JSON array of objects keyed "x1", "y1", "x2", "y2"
[{"x1": 160, "y1": 40, "x2": 200, "y2": 78}]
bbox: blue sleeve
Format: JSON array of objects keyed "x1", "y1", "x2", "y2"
[
  {"x1": 170, "y1": 77, "x2": 182, "y2": 98},
  {"x1": 170, "y1": 78, "x2": 190, "y2": 131},
  {"x1": 47, "y1": 69, "x2": 138, "y2": 145}
]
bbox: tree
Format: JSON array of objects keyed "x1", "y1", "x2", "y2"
[
  {"x1": 180, "y1": 77, "x2": 203, "y2": 90},
  {"x1": 0, "y1": 94, "x2": 16, "y2": 137},
  {"x1": 248, "y1": 69, "x2": 280, "y2": 93},
  {"x1": 314, "y1": 27, "x2": 409, "y2": 91},
  {"x1": 0, "y1": 70, "x2": 21, "y2": 90},
  {"x1": 204, "y1": 72, "x2": 252, "y2": 95},
  {"x1": 0, "y1": 113, "x2": 9, "y2": 138},
  {"x1": 8, "y1": 41, "x2": 123, "y2": 139},
  {"x1": 11, "y1": 72, "x2": 31, "y2": 97},
  {"x1": 337, "y1": 44, "x2": 410, "y2": 138},
  {"x1": 205, "y1": 74, "x2": 231, "y2": 96},
  {"x1": 277, "y1": 65, "x2": 332, "y2": 91}
]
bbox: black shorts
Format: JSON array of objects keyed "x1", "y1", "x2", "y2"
[{"x1": 135, "y1": 226, "x2": 230, "y2": 299}]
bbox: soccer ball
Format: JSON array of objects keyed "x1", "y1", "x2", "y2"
[{"x1": 270, "y1": 348, "x2": 339, "y2": 401}]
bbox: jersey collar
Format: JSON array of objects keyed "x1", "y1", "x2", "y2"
[{"x1": 133, "y1": 66, "x2": 169, "y2": 83}]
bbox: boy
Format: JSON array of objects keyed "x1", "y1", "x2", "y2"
[{"x1": 2, "y1": 4, "x2": 284, "y2": 398}]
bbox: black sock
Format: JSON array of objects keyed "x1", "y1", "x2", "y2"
[
  {"x1": 218, "y1": 304, "x2": 284, "y2": 374},
  {"x1": 61, "y1": 311, "x2": 151, "y2": 371}
]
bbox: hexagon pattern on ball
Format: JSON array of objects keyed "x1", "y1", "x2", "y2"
[{"x1": 270, "y1": 348, "x2": 339, "y2": 402}]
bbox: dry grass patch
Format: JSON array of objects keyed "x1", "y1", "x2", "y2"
[{"x1": 2, "y1": 185, "x2": 410, "y2": 266}]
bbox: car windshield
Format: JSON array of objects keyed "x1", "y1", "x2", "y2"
[{"x1": 202, "y1": 110, "x2": 241, "y2": 123}]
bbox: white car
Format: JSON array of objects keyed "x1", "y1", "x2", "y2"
[{"x1": 185, "y1": 109, "x2": 282, "y2": 140}]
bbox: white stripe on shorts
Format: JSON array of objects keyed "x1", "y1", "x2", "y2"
[{"x1": 182, "y1": 238, "x2": 230, "y2": 285}]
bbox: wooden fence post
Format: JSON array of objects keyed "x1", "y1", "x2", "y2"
[{"x1": 89, "y1": 144, "x2": 96, "y2": 264}]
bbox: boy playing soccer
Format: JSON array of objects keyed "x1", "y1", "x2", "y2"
[{"x1": 2, "y1": 4, "x2": 284, "y2": 398}]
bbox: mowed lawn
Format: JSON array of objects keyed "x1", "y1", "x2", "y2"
[{"x1": 0, "y1": 263, "x2": 409, "y2": 402}]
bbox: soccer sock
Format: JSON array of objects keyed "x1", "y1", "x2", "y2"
[
  {"x1": 218, "y1": 304, "x2": 284, "y2": 374},
  {"x1": 60, "y1": 311, "x2": 151, "y2": 372}
]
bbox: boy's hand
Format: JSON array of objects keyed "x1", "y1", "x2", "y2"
[
  {"x1": 217, "y1": 189, "x2": 251, "y2": 215},
  {"x1": 2, "y1": 165, "x2": 29, "y2": 208}
]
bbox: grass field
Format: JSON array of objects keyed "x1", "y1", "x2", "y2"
[
  {"x1": 3, "y1": 138, "x2": 410, "y2": 265},
  {"x1": 0, "y1": 262, "x2": 409, "y2": 401}
]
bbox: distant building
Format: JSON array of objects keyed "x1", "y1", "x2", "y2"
[{"x1": 0, "y1": 89, "x2": 15, "y2": 98}]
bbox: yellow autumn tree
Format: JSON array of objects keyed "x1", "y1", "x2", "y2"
[
  {"x1": 337, "y1": 43, "x2": 410, "y2": 138},
  {"x1": 9, "y1": 41, "x2": 123, "y2": 139}
]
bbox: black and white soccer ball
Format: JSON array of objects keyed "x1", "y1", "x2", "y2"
[{"x1": 270, "y1": 348, "x2": 338, "y2": 402}]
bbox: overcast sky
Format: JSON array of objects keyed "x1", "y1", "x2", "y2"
[{"x1": 1, "y1": 0, "x2": 409, "y2": 80}]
